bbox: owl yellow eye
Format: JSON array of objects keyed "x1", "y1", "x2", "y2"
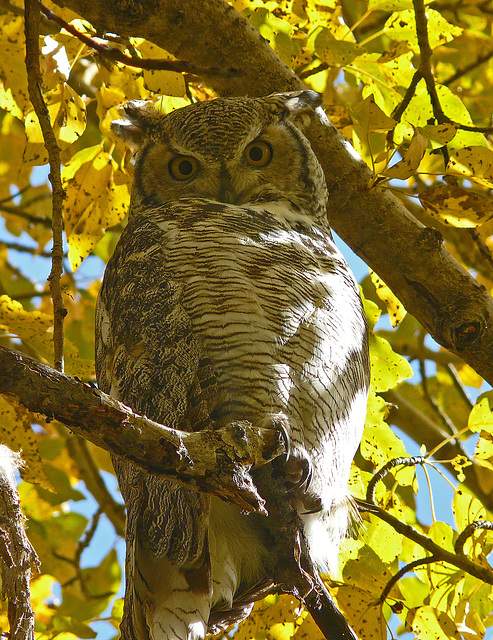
[
  {"x1": 244, "y1": 141, "x2": 272, "y2": 167},
  {"x1": 168, "y1": 156, "x2": 199, "y2": 181}
]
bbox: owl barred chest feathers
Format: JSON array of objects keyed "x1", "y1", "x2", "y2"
[
  {"x1": 96, "y1": 91, "x2": 369, "y2": 640},
  {"x1": 157, "y1": 200, "x2": 362, "y2": 438}
]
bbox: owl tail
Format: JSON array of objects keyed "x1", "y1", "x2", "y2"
[{"x1": 129, "y1": 536, "x2": 213, "y2": 640}]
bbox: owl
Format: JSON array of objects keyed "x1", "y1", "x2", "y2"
[{"x1": 95, "y1": 91, "x2": 370, "y2": 640}]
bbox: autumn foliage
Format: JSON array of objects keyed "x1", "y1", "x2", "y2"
[{"x1": 0, "y1": 1, "x2": 493, "y2": 639}]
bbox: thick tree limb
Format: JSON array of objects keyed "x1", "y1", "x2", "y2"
[
  {"x1": 47, "y1": 0, "x2": 493, "y2": 387},
  {"x1": 0, "y1": 446, "x2": 39, "y2": 640},
  {"x1": 0, "y1": 346, "x2": 284, "y2": 514}
]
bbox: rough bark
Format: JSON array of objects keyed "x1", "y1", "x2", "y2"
[
  {"x1": 0, "y1": 446, "x2": 38, "y2": 640},
  {"x1": 42, "y1": 0, "x2": 493, "y2": 387},
  {"x1": 0, "y1": 346, "x2": 284, "y2": 514}
]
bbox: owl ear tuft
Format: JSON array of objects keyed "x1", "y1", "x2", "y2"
[
  {"x1": 277, "y1": 90, "x2": 323, "y2": 114},
  {"x1": 111, "y1": 100, "x2": 161, "y2": 149},
  {"x1": 267, "y1": 90, "x2": 327, "y2": 129}
]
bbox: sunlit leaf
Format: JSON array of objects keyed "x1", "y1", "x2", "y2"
[
  {"x1": 369, "y1": 271, "x2": 406, "y2": 327},
  {"x1": 0, "y1": 397, "x2": 52, "y2": 489},
  {"x1": 0, "y1": 295, "x2": 94, "y2": 376},
  {"x1": 62, "y1": 146, "x2": 130, "y2": 270},
  {"x1": 412, "y1": 605, "x2": 461, "y2": 639},
  {"x1": 385, "y1": 127, "x2": 427, "y2": 180},
  {"x1": 136, "y1": 41, "x2": 187, "y2": 96},
  {"x1": 307, "y1": 26, "x2": 361, "y2": 67},
  {"x1": 370, "y1": 332, "x2": 413, "y2": 392},
  {"x1": 447, "y1": 146, "x2": 493, "y2": 189},
  {"x1": 25, "y1": 83, "x2": 86, "y2": 147},
  {"x1": 384, "y1": 9, "x2": 463, "y2": 51}
]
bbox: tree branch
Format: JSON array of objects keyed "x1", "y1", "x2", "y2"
[
  {"x1": 383, "y1": 388, "x2": 493, "y2": 512},
  {"x1": 25, "y1": 0, "x2": 66, "y2": 372},
  {"x1": 0, "y1": 446, "x2": 39, "y2": 640},
  {"x1": 366, "y1": 457, "x2": 493, "y2": 586},
  {"x1": 0, "y1": 346, "x2": 285, "y2": 514},
  {"x1": 47, "y1": 0, "x2": 493, "y2": 388}
]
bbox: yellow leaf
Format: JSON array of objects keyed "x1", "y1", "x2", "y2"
[
  {"x1": 307, "y1": 26, "x2": 362, "y2": 67},
  {"x1": 0, "y1": 16, "x2": 30, "y2": 116},
  {"x1": 350, "y1": 96, "x2": 396, "y2": 133},
  {"x1": 412, "y1": 605, "x2": 461, "y2": 639},
  {"x1": 369, "y1": 270, "x2": 406, "y2": 327},
  {"x1": 384, "y1": 9, "x2": 463, "y2": 51},
  {"x1": 468, "y1": 398, "x2": 493, "y2": 434},
  {"x1": 334, "y1": 580, "x2": 388, "y2": 640},
  {"x1": 0, "y1": 295, "x2": 93, "y2": 376},
  {"x1": 136, "y1": 41, "x2": 187, "y2": 96},
  {"x1": 418, "y1": 123, "x2": 459, "y2": 145},
  {"x1": 370, "y1": 332, "x2": 413, "y2": 392},
  {"x1": 419, "y1": 184, "x2": 493, "y2": 228},
  {"x1": 447, "y1": 146, "x2": 493, "y2": 189},
  {"x1": 62, "y1": 146, "x2": 130, "y2": 270},
  {"x1": 385, "y1": 127, "x2": 427, "y2": 180},
  {"x1": 0, "y1": 397, "x2": 53, "y2": 490},
  {"x1": 25, "y1": 84, "x2": 86, "y2": 148}
]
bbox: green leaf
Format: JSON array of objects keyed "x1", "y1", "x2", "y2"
[
  {"x1": 307, "y1": 26, "x2": 361, "y2": 66},
  {"x1": 370, "y1": 332, "x2": 413, "y2": 392},
  {"x1": 384, "y1": 9, "x2": 462, "y2": 51}
]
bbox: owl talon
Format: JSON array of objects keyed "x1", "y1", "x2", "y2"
[{"x1": 283, "y1": 455, "x2": 313, "y2": 492}]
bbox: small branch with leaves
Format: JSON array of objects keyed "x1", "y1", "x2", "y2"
[
  {"x1": 35, "y1": 0, "x2": 240, "y2": 78},
  {"x1": 365, "y1": 456, "x2": 493, "y2": 594}
]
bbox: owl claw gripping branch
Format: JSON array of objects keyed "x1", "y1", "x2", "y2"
[{"x1": 96, "y1": 91, "x2": 370, "y2": 640}]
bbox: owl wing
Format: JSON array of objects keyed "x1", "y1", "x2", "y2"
[{"x1": 95, "y1": 213, "x2": 219, "y2": 640}]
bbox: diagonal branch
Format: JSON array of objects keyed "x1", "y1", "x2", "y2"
[
  {"x1": 0, "y1": 346, "x2": 284, "y2": 514},
  {"x1": 47, "y1": 0, "x2": 493, "y2": 388}
]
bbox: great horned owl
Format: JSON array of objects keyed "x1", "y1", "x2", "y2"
[{"x1": 95, "y1": 91, "x2": 370, "y2": 640}]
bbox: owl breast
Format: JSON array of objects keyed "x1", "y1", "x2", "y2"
[{"x1": 153, "y1": 198, "x2": 368, "y2": 489}]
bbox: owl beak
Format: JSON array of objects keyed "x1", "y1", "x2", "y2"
[
  {"x1": 218, "y1": 166, "x2": 236, "y2": 204},
  {"x1": 219, "y1": 186, "x2": 236, "y2": 204}
]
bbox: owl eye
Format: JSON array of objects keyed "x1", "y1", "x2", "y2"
[
  {"x1": 244, "y1": 141, "x2": 273, "y2": 167},
  {"x1": 168, "y1": 156, "x2": 200, "y2": 180}
]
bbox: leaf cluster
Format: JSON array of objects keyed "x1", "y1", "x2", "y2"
[{"x1": 0, "y1": 0, "x2": 492, "y2": 639}]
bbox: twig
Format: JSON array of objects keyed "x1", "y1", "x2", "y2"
[
  {"x1": 391, "y1": 70, "x2": 422, "y2": 123},
  {"x1": 0, "y1": 241, "x2": 54, "y2": 259},
  {"x1": 35, "y1": 0, "x2": 241, "y2": 78},
  {"x1": 0, "y1": 204, "x2": 52, "y2": 228},
  {"x1": 367, "y1": 456, "x2": 493, "y2": 585},
  {"x1": 25, "y1": 0, "x2": 66, "y2": 372},
  {"x1": 446, "y1": 364, "x2": 474, "y2": 410},
  {"x1": 455, "y1": 520, "x2": 493, "y2": 555},
  {"x1": 444, "y1": 49, "x2": 493, "y2": 86},
  {"x1": 366, "y1": 456, "x2": 426, "y2": 503},
  {"x1": 418, "y1": 354, "x2": 457, "y2": 436},
  {"x1": 379, "y1": 556, "x2": 437, "y2": 604}
]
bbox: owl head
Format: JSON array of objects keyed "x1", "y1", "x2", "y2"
[{"x1": 111, "y1": 91, "x2": 328, "y2": 219}]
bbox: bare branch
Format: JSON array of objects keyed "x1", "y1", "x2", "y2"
[
  {"x1": 25, "y1": 0, "x2": 66, "y2": 372},
  {"x1": 0, "y1": 346, "x2": 285, "y2": 514},
  {"x1": 36, "y1": 0, "x2": 240, "y2": 78}
]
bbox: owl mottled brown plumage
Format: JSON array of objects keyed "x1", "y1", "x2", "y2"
[{"x1": 95, "y1": 91, "x2": 370, "y2": 640}]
